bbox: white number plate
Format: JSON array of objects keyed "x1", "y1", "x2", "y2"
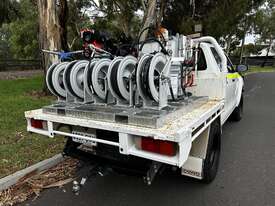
[{"x1": 72, "y1": 131, "x2": 97, "y2": 146}]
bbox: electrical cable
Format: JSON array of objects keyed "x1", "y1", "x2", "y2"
[{"x1": 139, "y1": 38, "x2": 168, "y2": 55}]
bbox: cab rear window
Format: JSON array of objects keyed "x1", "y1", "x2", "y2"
[
  {"x1": 210, "y1": 47, "x2": 222, "y2": 70},
  {"x1": 197, "y1": 48, "x2": 207, "y2": 71}
]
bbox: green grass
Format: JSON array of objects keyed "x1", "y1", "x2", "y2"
[
  {"x1": 0, "y1": 76, "x2": 64, "y2": 178},
  {"x1": 243, "y1": 66, "x2": 275, "y2": 75}
]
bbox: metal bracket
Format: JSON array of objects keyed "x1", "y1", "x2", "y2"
[{"x1": 143, "y1": 161, "x2": 162, "y2": 185}]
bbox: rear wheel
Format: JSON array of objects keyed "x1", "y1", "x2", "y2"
[
  {"x1": 202, "y1": 119, "x2": 221, "y2": 183},
  {"x1": 230, "y1": 94, "x2": 243, "y2": 121}
]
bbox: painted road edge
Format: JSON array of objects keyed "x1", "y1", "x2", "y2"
[{"x1": 0, "y1": 154, "x2": 64, "y2": 192}]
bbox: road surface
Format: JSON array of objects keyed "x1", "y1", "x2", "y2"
[{"x1": 23, "y1": 72, "x2": 275, "y2": 206}]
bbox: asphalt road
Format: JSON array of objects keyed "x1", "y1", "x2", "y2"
[{"x1": 23, "y1": 72, "x2": 275, "y2": 206}]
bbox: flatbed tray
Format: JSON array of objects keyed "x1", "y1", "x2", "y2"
[{"x1": 43, "y1": 96, "x2": 209, "y2": 129}]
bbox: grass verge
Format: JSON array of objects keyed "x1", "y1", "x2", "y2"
[
  {"x1": 0, "y1": 76, "x2": 64, "y2": 178},
  {"x1": 243, "y1": 66, "x2": 275, "y2": 75}
]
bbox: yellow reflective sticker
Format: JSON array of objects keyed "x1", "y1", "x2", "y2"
[{"x1": 227, "y1": 73, "x2": 241, "y2": 79}]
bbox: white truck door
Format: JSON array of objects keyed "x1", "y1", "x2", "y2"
[
  {"x1": 209, "y1": 47, "x2": 236, "y2": 121},
  {"x1": 224, "y1": 57, "x2": 238, "y2": 119}
]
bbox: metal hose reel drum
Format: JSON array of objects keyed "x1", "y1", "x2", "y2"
[
  {"x1": 46, "y1": 62, "x2": 68, "y2": 99},
  {"x1": 63, "y1": 60, "x2": 78, "y2": 100},
  {"x1": 46, "y1": 63, "x2": 59, "y2": 97},
  {"x1": 69, "y1": 60, "x2": 89, "y2": 100},
  {"x1": 137, "y1": 52, "x2": 169, "y2": 109},
  {"x1": 91, "y1": 58, "x2": 111, "y2": 101},
  {"x1": 137, "y1": 54, "x2": 154, "y2": 102},
  {"x1": 107, "y1": 57, "x2": 124, "y2": 102},
  {"x1": 83, "y1": 59, "x2": 98, "y2": 97},
  {"x1": 148, "y1": 52, "x2": 168, "y2": 102},
  {"x1": 116, "y1": 56, "x2": 137, "y2": 102}
]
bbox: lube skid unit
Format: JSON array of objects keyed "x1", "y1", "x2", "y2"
[{"x1": 25, "y1": 27, "x2": 246, "y2": 184}]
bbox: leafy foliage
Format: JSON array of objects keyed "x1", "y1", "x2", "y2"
[
  {"x1": 96, "y1": 0, "x2": 142, "y2": 38},
  {"x1": 0, "y1": 0, "x2": 20, "y2": 26},
  {"x1": 67, "y1": 0, "x2": 92, "y2": 50},
  {"x1": 0, "y1": 0, "x2": 38, "y2": 59},
  {"x1": 0, "y1": 0, "x2": 273, "y2": 60},
  {"x1": 254, "y1": 2, "x2": 275, "y2": 44},
  {"x1": 163, "y1": 0, "x2": 265, "y2": 39}
]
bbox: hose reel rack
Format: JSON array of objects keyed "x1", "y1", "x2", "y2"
[
  {"x1": 46, "y1": 52, "x2": 177, "y2": 109},
  {"x1": 45, "y1": 34, "x2": 195, "y2": 110}
]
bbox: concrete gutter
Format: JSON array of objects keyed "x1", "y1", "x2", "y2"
[{"x1": 0, "y1": 154, "x2": 64, "y2": 192}]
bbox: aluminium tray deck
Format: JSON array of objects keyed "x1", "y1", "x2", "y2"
[{"x1": 42, "y1": 96, "x2": 211, "y2": 129}]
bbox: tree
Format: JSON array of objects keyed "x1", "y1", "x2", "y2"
[
  {"x1": 37, "y1": 0, "x2": 68, "y2": 91},
  {"x1": 8, "y1": 0, "x2": 39, "y2": 59},
  {"x1": 0, "y1": 24, "x2": 11, "y2": 59},
  {"x1": 0, "y1": 0, "x2": 20, "y2": 26},
  {"x1": 254, "y1": 1, "x2": 275, "y2": 66},
  {"x1": 0, "y1": 0, "x2": 39, "y2": 60},
  {"x1": 162, "y1": 0, "x2": 265, "y2": 39},
  {"x1": 67, "y1": 0, "x2": 92, "y2": 50},
  {"x1": 93, "y1": 0, "x2": 142, "y2": 39},
  {"x1": 140, "y1": 0, "x2": 157, "y2": 41}
]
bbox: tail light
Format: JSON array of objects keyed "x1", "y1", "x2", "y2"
[
  {"x1": 30, "y1": 119, "x2": 44, "y2": 129},
  {"x1": 140, "y1": 137, "x2": 177, "y2": 156}
]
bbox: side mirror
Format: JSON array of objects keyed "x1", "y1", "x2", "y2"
[{"x1": 236, "y1": 65, "x2": 248, "y2": 73}]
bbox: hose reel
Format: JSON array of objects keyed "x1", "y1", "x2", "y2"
[
  {"x1": 46, "y1": 53, "x2": 171, "y2": 109},
  {"x1": 137, "y1": 52, "x2": 169, "y2": 109},
  {"x1": 107, "y1": 57, "x2": 124, "y2": 102},
  {"x1": 91, "y1": 58, "x2": 112, "y2": 103},
  {"x1": 108, "y1": 56, "x2": 137, "y2": 106},
  {"x1": 62, "y1": 60, "x2": 89, "y2": 101},
  {"x1": 46, "y1": 62, "x2": 68, "y2": 100},
  {"x1": 70, "y1": 60, "x2": 89, "y2": 100},
  {"x1": 83, "y1": 59, "x2": 98, "y2": 102}
]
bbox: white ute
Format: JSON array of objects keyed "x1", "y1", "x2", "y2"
[{"x1": 25, "y1": 35, "x2": 247, "y2": 184}]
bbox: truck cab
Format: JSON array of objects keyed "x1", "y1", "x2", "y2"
[{"x1": 187, "y1": 40, "x2": 246, "y2": 124}]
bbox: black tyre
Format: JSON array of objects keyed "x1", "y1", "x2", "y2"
[
  {"x1": 202, "y1": 119, "x2": 221, "y2": 183},
  {"x1": 231, "y1": 94, "x2": 243, "y2": 122}
]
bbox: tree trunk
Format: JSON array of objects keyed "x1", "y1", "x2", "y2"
[
  {"x1": 37, "y1": 0, "x2": 68, "y2": 92},
  {"x1": 140, "y1": 0, "x2": 157, "y2": 42},
  {"x1": 225, "y1": 35, "x2": 232, "y2": 55},
  {"x1": 156, "y1": 0, "x2": 165, "y2": 28},
  {"x1": 239, "y1": 33, "x2": 246, "y2": 65},
  {"x1": 261, "y1": 38, "x2": 273, "y2": 67}
]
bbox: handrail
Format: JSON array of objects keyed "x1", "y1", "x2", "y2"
[{"x1": 195, "y1": 36, "x2": 227, "y2": 72}]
